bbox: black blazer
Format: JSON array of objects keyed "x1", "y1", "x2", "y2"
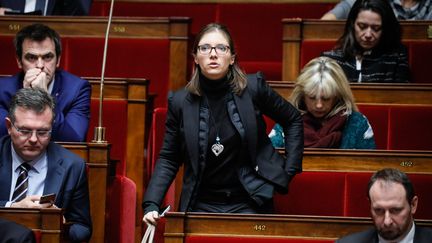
[
  {"x1": 336, "y1": 226, "x2": 432, "y2": 243},
  {"x1": 143, "y1": 73, "x2": 303, "y2": 212}
]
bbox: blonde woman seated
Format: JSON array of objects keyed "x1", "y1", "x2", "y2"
[{"x1": 270, "y1": 57, "x2": 376, "y2": 149}]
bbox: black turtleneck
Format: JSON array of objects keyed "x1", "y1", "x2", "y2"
[{"x1": 198, "y1": 73, "x2": 246, "y2": 197}]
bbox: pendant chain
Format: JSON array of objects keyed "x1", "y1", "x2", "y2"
[{"x1": 205, "y1": 97, "x2": 224, "y2": 156}]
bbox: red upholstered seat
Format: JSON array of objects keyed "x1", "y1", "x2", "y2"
[
  {"x1": 405, "y1": 41, "x2": 432, "y2": 83},
  {"x1": 105, "y1": 175, "x2": 136, "y2": 243},
  {"x1": 409, "y1": 174, "x2": 432, "y2": 219},
  {"x1": 34, "y1": 231, "x2": 41, "y2": 243},
  {"x1": 88, "y1": 99, "x2": 128, "y2": 175},
  {"x1": 0, "y1": 36, "x2": 19, "y2": 75},
  {"x1": 357, "y1": 104, "x2": 389, "y2": 150},
  {"x1": 64, "y1": 37, "x2": 170, "y2": 107},
  {"x1": 274, "y1": 172, "x2": 346, "y2": 216},
  {"x1": 388, "y1": 105, "x2": 432, "y2": 150},
  {"x1": 345, "y1": 172, "x2": 432, "y2": 220},
  {"x1": 345, "y1": 172, "x2": 372, "y2": 217},
  {"x1": 263, "y1": 115, "x2": 276, "y2": 134},
  {"x1": 146, "y1": 108, "x2": 167, "y2": 182},
  {"x1": 300, "y1": 41, "x2": 336, "y2": 69},
  {"x1": 240, "y1": 61, "x2": 282, "y2": 81}
]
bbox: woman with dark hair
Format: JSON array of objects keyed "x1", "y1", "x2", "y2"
[
  {"x1": 322, "y1": 0, "x2": 410, "y2": 83},
  {"x1": 142, "y1": 23, "x2": 303, "y2": 225},
  {"x1": 322, "y1": 0, "x2": 432, "y2": 20}
]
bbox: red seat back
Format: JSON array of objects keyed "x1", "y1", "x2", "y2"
[
  {"x1": 388, "y1": 105, "x2": 432, "y2": 150},
  {"x1": 357, "y1": 104, "x2": 389, "y2": 150},
  {"x1": 274, "y1": 172, "x2": 346, "y2": 216},
  {"x1": 88, "y1": 99, "x2": 127, "y2": 175}
]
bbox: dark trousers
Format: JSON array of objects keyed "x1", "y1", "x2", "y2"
[
  {"x1": 0, "y1": 218, "x2": 35, "y2": 243},
  {"x1": 192, "y1": 192, "x2": 274, "y2": 214}
]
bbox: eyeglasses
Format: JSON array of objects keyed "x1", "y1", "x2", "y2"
[
  {"x1": 197, "y1": 44, "x2": 230, "y2": 55},
  {"x1": 23, "y1": 52, "x2": 55, "y2": 63},
  {"x1": 11, "y1": 123, "x2": 52, "y2": 139}
]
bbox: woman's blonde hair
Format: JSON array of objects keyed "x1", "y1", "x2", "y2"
[
  {"x1": 186, "y1": 23, "x2": 247, "y2": 96},
  {"x1": 290, "y1": 56, "x2": 358, "y2": 118}
]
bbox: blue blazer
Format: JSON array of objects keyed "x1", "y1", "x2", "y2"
[
  {"x1": 0, "y1": 0, "x2": 93, "y2": 15},
  {"x1": 0, "y1": 70, "x2": 91, "y2": 142},
  {"x1": 0, "y1": 136, "x2": 92, "y2": 242}
]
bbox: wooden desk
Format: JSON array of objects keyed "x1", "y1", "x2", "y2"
[
  {"x1": 164, "y1": 212, "x2": 432, "y2": 242},
  {"x1": 282, "y1": 19, "x2": 432, "y2": 81},
  {"x1": 0, "y1": 207, "x2": 63, "y2": 243},
  {"x1": 268, "y1": 81, "x2": 432, "y2": 105},
  {"x1": 60, "y1": 142, "x2": 110, "y2": 243},
  {"x1": 299, "y1": 148, "x2": 432, "y2": 173}
]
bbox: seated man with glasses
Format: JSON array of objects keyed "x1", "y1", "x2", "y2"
[
  {"x1": 0, "y1": 88, "x2": 92, "y2": 242},
  {"x1": 0, "y1": 23, "x2": 91, "y2": 142}
]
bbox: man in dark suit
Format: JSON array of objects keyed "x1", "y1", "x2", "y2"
[
  {"x1": 0, "y1": 218, "x2": 35, "y2": 243},
  {"x1": 337, "y1": 168, "x2": 432, "y2": 243},
  {"x1": 0, "y1": 23, "x2": 90, "y2": 142},
  {"x1": 0, "y1": 0, "x2": 92, "y2": 16},
  {"x1": 0, "y1": 88, "x2": 92, "y2": 242}
]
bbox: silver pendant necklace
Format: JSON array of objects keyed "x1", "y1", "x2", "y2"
[
  {"x1": 211, "y1": 135, "x2": 224, "y2": 156},
  {"x1": 207, "y1": 98, "x2": 224, "y2": 157}
]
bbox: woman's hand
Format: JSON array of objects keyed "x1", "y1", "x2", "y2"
[{"x1": 142, "y1": 211, "x2": 160, "y2": 226}]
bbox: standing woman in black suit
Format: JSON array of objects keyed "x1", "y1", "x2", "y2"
[{"x1": 143, "y1": 23, "x2": 303, "y2": 226}]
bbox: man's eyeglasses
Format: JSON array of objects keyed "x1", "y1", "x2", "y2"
[
  {"x1": 23, "y1": 52, "x2": 55, "y2": 63},
  {"x1": 11, "y1": 123, "x2": 52, "y2": 139},
  {"x1": 197, "y1": 44, "x2": 230, "y2": 55}
]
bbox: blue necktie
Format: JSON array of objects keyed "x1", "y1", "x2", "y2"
[{"x1": 35, "y1": 0, "x2": 46, "y2": 15}]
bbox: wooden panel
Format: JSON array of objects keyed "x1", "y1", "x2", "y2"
[
  {"x1": 268, "y1": 81, "x2": 432, "y2": 105},
  {"x1": 0, "y1": 208, "x2": 63, "y2": 243},
  {"x1": 59, "y1": 142, "x2": 110, "y2": 243},
  {"x1": 299, "y1": 148, "x2": 432, "y2": 173},
  {"x1": 87, "y1": 77, "x2": 150, "y2": 240},
  {"x1": 0, "y1": 16, "x2": 189, "y2": 38},
  {"x1": 164, "y1": 212, "x2": 432, "y2": 243},
  {"x1": 282, "y1": 19, "x2": 432, "y2": 80}
]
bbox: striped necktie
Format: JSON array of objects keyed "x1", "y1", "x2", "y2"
[{"x1": 12, "y1": 163, "x2": 31, "y2": 202}]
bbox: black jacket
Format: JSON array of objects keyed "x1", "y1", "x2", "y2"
[
  {"x1": 337, "y1": 226, "x2": 432, "y2": 243},
  {"x1": 143, "y1": 73, "x2": 303, "y2": 212}
]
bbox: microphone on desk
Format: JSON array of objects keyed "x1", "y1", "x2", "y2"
[{"x1": 93, "y1": 0, "x2": 115, "y2": 143}]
